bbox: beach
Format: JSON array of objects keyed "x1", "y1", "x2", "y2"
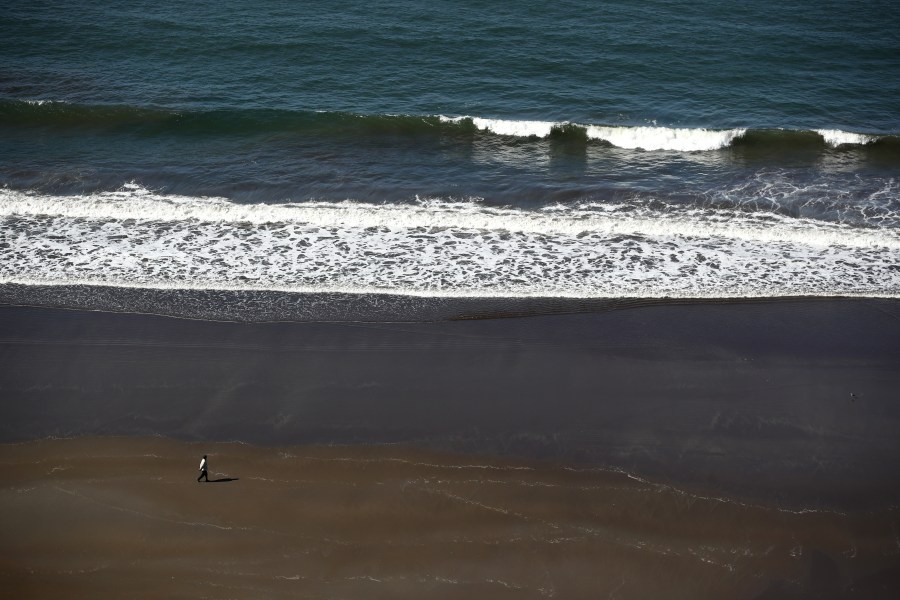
[
  {"x1": 2, "y1": 435, "x2": 899, "y2": 600},
  {"x1": 2, "y1": 296, "x2": 900, "y2": 597}
]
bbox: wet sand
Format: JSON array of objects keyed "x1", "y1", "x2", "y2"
[
  {"x1": 1, "y1": 436, "x2": 898, "y2": 599},
  {"x1": 1, "y1": 299, "x2": 899, "y2": 507}
]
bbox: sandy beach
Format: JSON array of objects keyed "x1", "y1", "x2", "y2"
[
  {"x1": 1, "y1": 435, "x2": 899, "y2": 599},
  {"x1": 1, "y1": 297, "x2": 900, "y2": 598}
]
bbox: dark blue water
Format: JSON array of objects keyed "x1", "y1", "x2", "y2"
[
  {"x1": 5, "y1": 0, "x2": 898, "y2": 126},
  {"x1": 1, "y1": 0, "x2": 899, "y2": 301}
]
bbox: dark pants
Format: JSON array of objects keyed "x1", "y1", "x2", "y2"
[{"x1": 198, "y1": 469, "x2": 208, "y2": 482}]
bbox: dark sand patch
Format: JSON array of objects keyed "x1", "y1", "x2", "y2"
[
  {"x1": 1, "y1": 436, "x2": 898, "y2": 599},
  {"x1": 1, "y1": 300, "x2": 899, "y2": 507}
]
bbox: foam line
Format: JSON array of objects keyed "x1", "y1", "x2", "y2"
[
  {"x1": 1, "y1": 187, "x2": 898, "y2": 299},
  {"x1": 2, "y1": 189, "x2": 896, "y2": 248},
  {"x1": 816, "y1": 129, "x2": 875, "y2": 147},
  {"x1": 585, "y1": 125, "x2": 746, "y2": 151},
  {"x1": 470, "y1": 117, "x2": 557, "y2": 138}
]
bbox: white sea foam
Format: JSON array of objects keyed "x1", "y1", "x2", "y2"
[
  {"x1": 439, "y1": 115, "x2": 557, "y2": 138},
  {"x1": 1, "y1": 187, "x2": 898, "y2": 299},
  {"x1": 440, "y1": 116, "x2": 747, "y2": 151},
  {"x1": 1, "y1": 187, "x2": 894, "y2": 248},
  {"x1": 585, "y1": 125, "x2": 746, "y2": 151},
  {"x1": 23, "y1": 99, "x2": 63, "y2": 106},
  {"x1": 470, "y1": 117, "x2": 557, "y2": 138},
  {"x1": 440, "y1": 116, "x2": 888, "y2": 152},
  {"x1": 816, "y1": 129, "x2": 875, "y2": 147}
]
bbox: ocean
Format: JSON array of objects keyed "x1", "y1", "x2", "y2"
[{"x1": 2, "y1": 0, "x2": 899, "y2": 308}]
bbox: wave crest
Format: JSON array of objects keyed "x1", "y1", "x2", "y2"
[
  {"x1": 586, "y1": 125, "x2": 746, "y2": 151},
  {"x1": 816, "y1": 129, "x2": 875, "y2": 147},
  {"x1": 1, "y1": 100, "x2": 893, "y2": 154}
]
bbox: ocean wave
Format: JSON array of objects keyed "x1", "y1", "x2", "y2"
[
  {"x1": 441, "y1": 116, "x2": 558, "y2": 139},
  {"x1": 2, "y1": 100, "x2": 895, "y2": 154},
  {"x1": 443, "y1": 116, "x2": 747, "y2": 151},
  {"x1": 816, "y1": 129, "x2": 876, "y2": 147},
  {"x1": 1, "y1": 187, "x2": 898, "y2": 299},
  {"x1": 585, "y1": 125, "x2": 746, "y2": 151},
  {"x1": 452, "y1": 116, "x2": 889, "y2": 151}
]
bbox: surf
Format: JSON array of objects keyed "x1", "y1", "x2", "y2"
[{"x1": 2, "y1": 186, "x2": 898, "y2": 299}]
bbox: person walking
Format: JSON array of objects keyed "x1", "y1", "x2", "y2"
[{"x1": 197, "y1": 455, "x2": 209, "y2": 482}]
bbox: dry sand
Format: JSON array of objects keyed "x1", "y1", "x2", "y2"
[{"x1": 1, "y1": 436, "x2": 898, "y2": 599}]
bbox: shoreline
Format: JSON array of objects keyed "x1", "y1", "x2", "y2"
[
  {"x1": 2, "y1": 282, "x2": 899, "y2": 322},
  {"x1": 1, "y1": 435, "x2": 899, "y2": 599}
]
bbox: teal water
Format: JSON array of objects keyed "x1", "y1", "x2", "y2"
[
  {"x1": 1, "y1": 0, "x2": 899, "y2": 301},
  {"x1": 4, "y1": 0, "x2": 898, "y2": 127}
]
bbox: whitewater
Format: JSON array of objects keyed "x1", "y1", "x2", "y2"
[
  {"x1": 2, "y1": 186, "x2": 898, "y2": 299},
  {"x1": 438, "y1": 116, "x2": 884, "y2": 151}
]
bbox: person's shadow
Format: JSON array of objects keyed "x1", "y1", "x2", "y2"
[{"x1": 209, "y1": 477, "x2": 239, "y2": 483}]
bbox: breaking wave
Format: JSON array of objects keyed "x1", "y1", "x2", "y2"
[{"x1": 2, "y1": 100, "x2": 896, "y2": 154}]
